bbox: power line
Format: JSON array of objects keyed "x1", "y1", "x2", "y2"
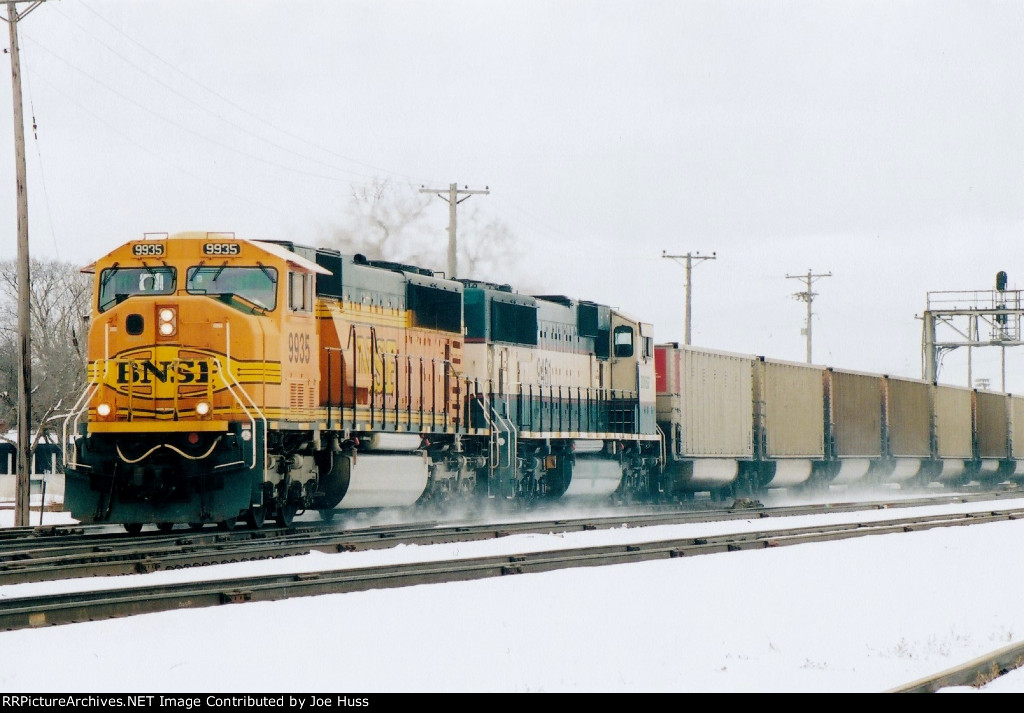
[
  {"x1": 70, "y1": 0, "x2": 429, "y2": 185},
  {"x1": 21, "y1": 35, "x2": 372, "y2": 187},
  {"x1": 26, "y1": 69, "x2": 293, "y2": 219}
]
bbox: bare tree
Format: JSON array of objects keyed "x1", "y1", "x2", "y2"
[
  {"x1": 457, "y1": 205, "x2": 522, "y2": 283},
  {"x1": 0, "y1": 258, "x2": 91, "y2": 436},
  {"x1": 0, "y1": 331, "x2": 15, "y2": 436},
  {"x1": 327, "y1": 177, "x2": 522, "y2": 284},
  {"x1": 329, "y1": 178, "x2": 435, "y2": 265}
]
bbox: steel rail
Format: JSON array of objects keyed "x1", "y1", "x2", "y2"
[
  {"x1": 0, "y1": 508, "x2": 1020, "y2": 632},
  {"x1": 888, "y1": 641, "x2": 1024, "y2": 692},
  {"x1": 0, "y1": 493, "x2": 1012, "y2": 585}
]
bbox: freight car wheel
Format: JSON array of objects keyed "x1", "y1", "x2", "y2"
[
  {"x1": 217, "y1": 517, "x2": 237, "y2": 531},
  {"x1": 156, "y1": 522, "x2": 175, "y2": 533},
  {"x1": 124, "y1": 523, "x2": 143, "y2": 535},
  {"x1": 319, "y1": 508, "x2": 336, "y2": 523},
  {"x1": 188, "y1": 522, "x2": 206, "y2": 531}
]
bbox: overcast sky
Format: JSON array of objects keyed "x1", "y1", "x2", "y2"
[{"x1": 2, "y1": 1, "x2": 1023, "y2": 389}]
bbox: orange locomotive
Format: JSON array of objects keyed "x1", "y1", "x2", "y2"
[{"x1": 63, "y1": 232, "x2": 661, "y2": 532}]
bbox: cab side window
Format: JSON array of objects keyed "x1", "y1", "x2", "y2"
[
  {"x1": 613, "y1": 325, "x2": 634, "y2": 358},
  {"x1": 289, "y1": 271, "x2": 312, "y2": 312}
]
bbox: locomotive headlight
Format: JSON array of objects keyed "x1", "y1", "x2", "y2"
[
  {"x1": 96, "y1": 402, "x2": 113, "y2": 418},
  {"x1": 195, "y1": 400, "x2": 211, "y2": 417},
  {"x1": 157, "y1": 307, "x2": 177, "y2": 337}
]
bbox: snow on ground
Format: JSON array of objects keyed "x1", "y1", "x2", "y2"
[{"x1": 1, "y1": 492, "x2": 1024, "y2": 692}]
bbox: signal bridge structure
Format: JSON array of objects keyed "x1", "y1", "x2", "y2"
[{"x1": 922, "y1": 272, "x2": 1021, "y2": 390}]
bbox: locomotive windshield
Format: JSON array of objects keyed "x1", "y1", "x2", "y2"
[
  {"x1": 98, "y1": 266, "x2": 176, "y2": 312},
  {"x1": 186, "y1": 264, "x2": 278, "y2": 311}
]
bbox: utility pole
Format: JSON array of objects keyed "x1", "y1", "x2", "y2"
[
  {"x1": 3, "y1": 0, "x2": 45, "y2": 527},
  {"x1": 786, "y1": 269, "x2": 832, "y2": 364},
  {"x1": 662, "y1": 250, "x2": 716, "y2": 345},
  {"x1": 419, "y1": 182, "x2": 489, "y2": 279}
]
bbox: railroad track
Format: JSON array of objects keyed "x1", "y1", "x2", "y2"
[
  {"x1": 0, "y1": 491, "x2": 1012, "y2": 586},
  {"x1": 1, "y1": 503, "x2": 1022, "y2": 633},
  {"x1": 888, "y1": 641, "x2": 1024, "y2": 692}
]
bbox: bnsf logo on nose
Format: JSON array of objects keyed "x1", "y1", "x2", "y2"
[{"x1": 117, "y1": 361, "x2": 210, "y2": 384}]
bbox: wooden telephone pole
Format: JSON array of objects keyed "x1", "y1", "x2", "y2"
[
  {"x1": 786, "y1": 269, "x2": 832, "y2": 364},
  {"x1": 3, "y1": 0, "x2": 46, "y2": 526},
  {"x1": 662, "y1": 250, "x2": 716, "y2": 345},
  {"x1": 419, "y1": 183, "x2": 489, "y2": 279}
]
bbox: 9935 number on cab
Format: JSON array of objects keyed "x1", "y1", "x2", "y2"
[
  {"x1": 203, "y1": 242, "x2": 241, "y2": 256},
  {"x1": 132, "y1": 243, "x2": 165, "y2": 257}
]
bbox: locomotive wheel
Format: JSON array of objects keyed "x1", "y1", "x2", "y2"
[
  {"x1": 245, "y1": 504, "x2": 266, "y2": 529},
  {"x1": 276, "y1": 480, "x2": 302, "y2": 527},
  {"x1": 277, "y1": 500, "x2": 299, "y2": 527},
  {"x1": 124, "y1": 523, "x2": 143, "y2": 535},
  {"x1": 156, "y1": 522, "x2": 175, "y2": 533}
]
